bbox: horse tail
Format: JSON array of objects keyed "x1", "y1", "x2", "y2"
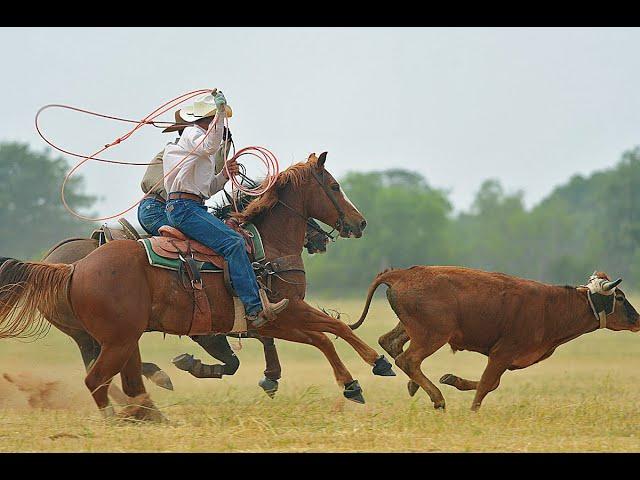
[
  {"x1": 0, "y1": 258, "x2": 74, "y2": 340},
  {"x1": 349, "y1": 268, "x2": 402, "y2": 330}
]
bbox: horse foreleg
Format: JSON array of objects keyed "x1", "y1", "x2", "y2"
[
  {"x1": 256, "y1": 336, "x2": 282, "y2": 398},
  {"x1": 260, "y1": 326, "x2": 366, "y2": 403},
  {"x1": 274, "y1": 302, "x2": 395, "y2": 377}
]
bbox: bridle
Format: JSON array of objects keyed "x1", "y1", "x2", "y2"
[
  {"x1": 225, "y1": 165, "x2": 341, "y2": 243},
  {"x1": 309, "y1": 168, "x2": 346, "y2": 235},
  {"x1": 276, "y1": 168, "x2": 348, "y2": 243}
]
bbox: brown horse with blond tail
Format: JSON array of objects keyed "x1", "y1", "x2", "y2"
[{"x1": 0, "y1": 152, "x2": 394, "y2": 420}]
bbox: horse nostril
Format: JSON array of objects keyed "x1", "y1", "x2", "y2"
[{"x1": 360, "y1": 220, "x2": 367, "y2": 231}]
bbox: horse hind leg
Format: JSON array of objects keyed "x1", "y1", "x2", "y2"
[
  {"x1": 439, "y1": 374, "x2": 479, "y2": 391},
  {"x1": 118, "y1": 345, "x2": 165, "y2": 422},
  {"x1": 84, "y1": 341, "x2": 141, "y2": 418}
]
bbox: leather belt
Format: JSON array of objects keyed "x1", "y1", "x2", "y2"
[
  {"x1": 143, "y1": 193, "x2": 166, "y2": 203},
  {"x1": 167, "y1": 192, "x2": 205, "y2": 204}
]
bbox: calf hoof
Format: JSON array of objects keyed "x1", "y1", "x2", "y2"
[
  {"x1": 372, "y1": 355, "x2": 396, "y2": 377},
  {"x1": 172, "y1": 353, "x2": 195, "y2": 372},
  {"x1": 407, "y1": 380, "x2": 419, "y2": 397},
  {"x1": 258, "y1": 377, "x2": 279, "y2": 398},
  {"x1": 343, "y1": 380, "x2": 365, "y2": 404},
  {"x1": 439, "y1": 373, "x2": 457, "y2": 387},
  {"x1": 148, "y1": 370, "x2": 174, "y2": 391}
]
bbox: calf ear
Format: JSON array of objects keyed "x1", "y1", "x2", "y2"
[{"x1": 318, "y1": 151, "x2": 328, "y2": 170}]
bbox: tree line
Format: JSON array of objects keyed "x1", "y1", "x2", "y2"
[{"x1": 2, "y1": 141, "x2": 639, "y2": 295}]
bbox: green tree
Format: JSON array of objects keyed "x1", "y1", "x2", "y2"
[
  {"x1": 305, "y1": 169, "x2": 452, "y2": 296},
  {"x1": 0, "y1": 142, "x2": 97, "y2": 260}
]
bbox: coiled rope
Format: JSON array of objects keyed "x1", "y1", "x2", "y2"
[{"x1": 35, "y1": 89, "x2": 280, "y2": 222}]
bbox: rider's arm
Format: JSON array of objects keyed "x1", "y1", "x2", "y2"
[{"x1": 181, "y1": 110, "x2": 226, "y2": 157}]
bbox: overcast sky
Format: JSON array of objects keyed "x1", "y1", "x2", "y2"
[{"x1": 1, "y1": 27, "x2": 639, "y2": 224}]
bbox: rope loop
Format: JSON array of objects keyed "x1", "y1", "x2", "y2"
[{"x1": 35, "y1": 89, "x2": 281, "y2": 223}]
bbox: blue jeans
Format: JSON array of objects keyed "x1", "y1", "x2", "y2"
[
  {"x1": 166, "y1": 198, "x2": 262, "y2": 315},
  {"x1": 138, "y1": 197, "x2": 169, "y2": 236}
]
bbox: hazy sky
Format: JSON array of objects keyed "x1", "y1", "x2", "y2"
[{"x1": 2, "y1": 27, "x2": 639, "y2": 225}]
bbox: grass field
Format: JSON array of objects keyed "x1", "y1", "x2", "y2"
[{"x1": 1, "y1": 297, "x2": 640, "y2": 452}]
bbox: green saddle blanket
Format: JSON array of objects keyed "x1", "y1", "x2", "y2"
[{"x1": 138, "y1": 222, "x2": 265, "y2": 273}]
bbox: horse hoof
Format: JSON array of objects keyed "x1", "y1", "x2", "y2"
[
  {"x1": 343, "y1": 380, "x2": 365, "y2": 404},
  {"x1": 439, "y1": 373, "x2": 457, "y2": 386},
  {"x1": 407, "y1": 380, "x2": 419, "y2": 397},
  {"x1": 117, "y1": 394, "x2": 167, "y2": 423},
  {"x1": 258, "y1": 377, "x2": 279, "y2": 398},
  {"x1": 149, "y1": 370, "x2": 174, "y2": 391},
  {"x1": 172, "y1": 353, "x2": 195, "y2": 372},
  {"x1": 372, "y1": 355, "x2": 396, "y2": 377},
  {"x1": 434, "y1": 402, "x2": 446, "y2": 411}
]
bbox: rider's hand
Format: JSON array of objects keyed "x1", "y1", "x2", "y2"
[
  {"x1": 223, "y1": 158, "x2": 240, "y2": 179},
  {"x1": 214, "y1": 91, "x2": 227, "y2": 111}
]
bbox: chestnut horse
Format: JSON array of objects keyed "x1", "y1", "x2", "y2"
[
  {"x1": 39, "y1": 213, "x2": 331, "y2": 398},
  {"x1": 0, "y1": 152, "x2": 394, "y2": 420}
]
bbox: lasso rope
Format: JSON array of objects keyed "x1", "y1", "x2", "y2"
[{"x1": 35, "y1": 89, "x2": 280, "y2": 222}]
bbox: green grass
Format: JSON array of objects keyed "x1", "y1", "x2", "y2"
[{"x1": 0, "y1": 297, "x2": 639, "y2": 452}]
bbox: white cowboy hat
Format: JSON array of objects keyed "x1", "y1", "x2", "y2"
[{"x1": 176, "y1": 93, "x2": 233, "y2": 123}]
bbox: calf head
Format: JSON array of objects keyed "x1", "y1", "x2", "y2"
[{"x1": 585, "y1": 271, "x2": 640, "y2": 332}]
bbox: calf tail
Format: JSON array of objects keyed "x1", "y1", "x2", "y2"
[
  {"x1": 349, "y1": 268, "x2": 401, "y2": 330},
  {"x1": 0, "y1": 258, "x2": 74, "y2": 340}
]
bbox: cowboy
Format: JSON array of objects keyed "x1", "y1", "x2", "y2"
[
  {"x1": 163, "y1": 90, "x2": 289, "y2": 328},
  {"x1": 137, "y1": 111, "x2": 231, "y2": 236}
]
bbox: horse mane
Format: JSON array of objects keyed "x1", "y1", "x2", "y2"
[{"x1": 232, "y1": 156, "x2": 319, "y2": 223}]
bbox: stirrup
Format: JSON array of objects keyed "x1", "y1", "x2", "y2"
[{"x1": 249, "y1": 290, "x2": 289, "y2": 328}]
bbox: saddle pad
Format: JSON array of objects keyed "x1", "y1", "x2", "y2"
[
  {"x1": 138, "y1": 239, "x2": 223, "y2": 273},
  {"x1": 243, "y1": 222, "x2": 265, "y2": 262}
]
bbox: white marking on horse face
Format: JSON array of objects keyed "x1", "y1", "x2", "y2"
[{"x1": 340, "y1": 187, "x2": 362, "y2": 216}]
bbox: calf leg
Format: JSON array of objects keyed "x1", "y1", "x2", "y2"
[
  {"x1": 378, "y1": 322, "x2": 417, "y2": 396},
  {"x1": 394, "y1": 335, "x2": 449, "y2": 409},
  {"x1": 470, "y1": 354, "x2": 511, "y2": 411},
  {"x1": 378, "y1": 321, "x2": 410, "y2": 359}
]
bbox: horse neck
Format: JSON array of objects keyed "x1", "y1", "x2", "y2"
[
  {"x1": 549, "y1": 287, "x2": 599, "y2": 346},
  {"x1": 253, "y1": 187, "x2": 307, "y2": 259}
]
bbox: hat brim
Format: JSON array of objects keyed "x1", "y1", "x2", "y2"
[
  {"x1": 177, "y1": 105, "x2": 232, "y2": 123},
  {"x1": 161, "y1": 122, "x2": 193, "y2": 133}
]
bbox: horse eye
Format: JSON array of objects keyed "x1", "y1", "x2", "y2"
[{"x1": 331, "y1": 184, "x2": 340, "y2": 192}]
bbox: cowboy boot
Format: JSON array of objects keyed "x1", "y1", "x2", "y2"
[{"x1": 249, "y1": 289, "x2": 289, "y2": 328}]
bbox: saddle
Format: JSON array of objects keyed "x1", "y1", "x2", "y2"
[{"x1": 150, "y1": 225, "x2": 226, "y2": 270}]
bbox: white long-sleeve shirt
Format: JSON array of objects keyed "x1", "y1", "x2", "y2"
[{"x1": 163, "y1": 112, "x2": 229, "y2": 199}]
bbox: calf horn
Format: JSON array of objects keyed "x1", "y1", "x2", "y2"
[{"x1": 602, "y1": 278, "x2": 623, "y2": 291}]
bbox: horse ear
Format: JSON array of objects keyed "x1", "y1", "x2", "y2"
[{"x1": 318, "y1": 151, "x2": 328, "y2": 170}]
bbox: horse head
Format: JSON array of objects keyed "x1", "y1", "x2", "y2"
[{"x1": 303, "y1": 152, "x2": 367, "y2": 238}]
